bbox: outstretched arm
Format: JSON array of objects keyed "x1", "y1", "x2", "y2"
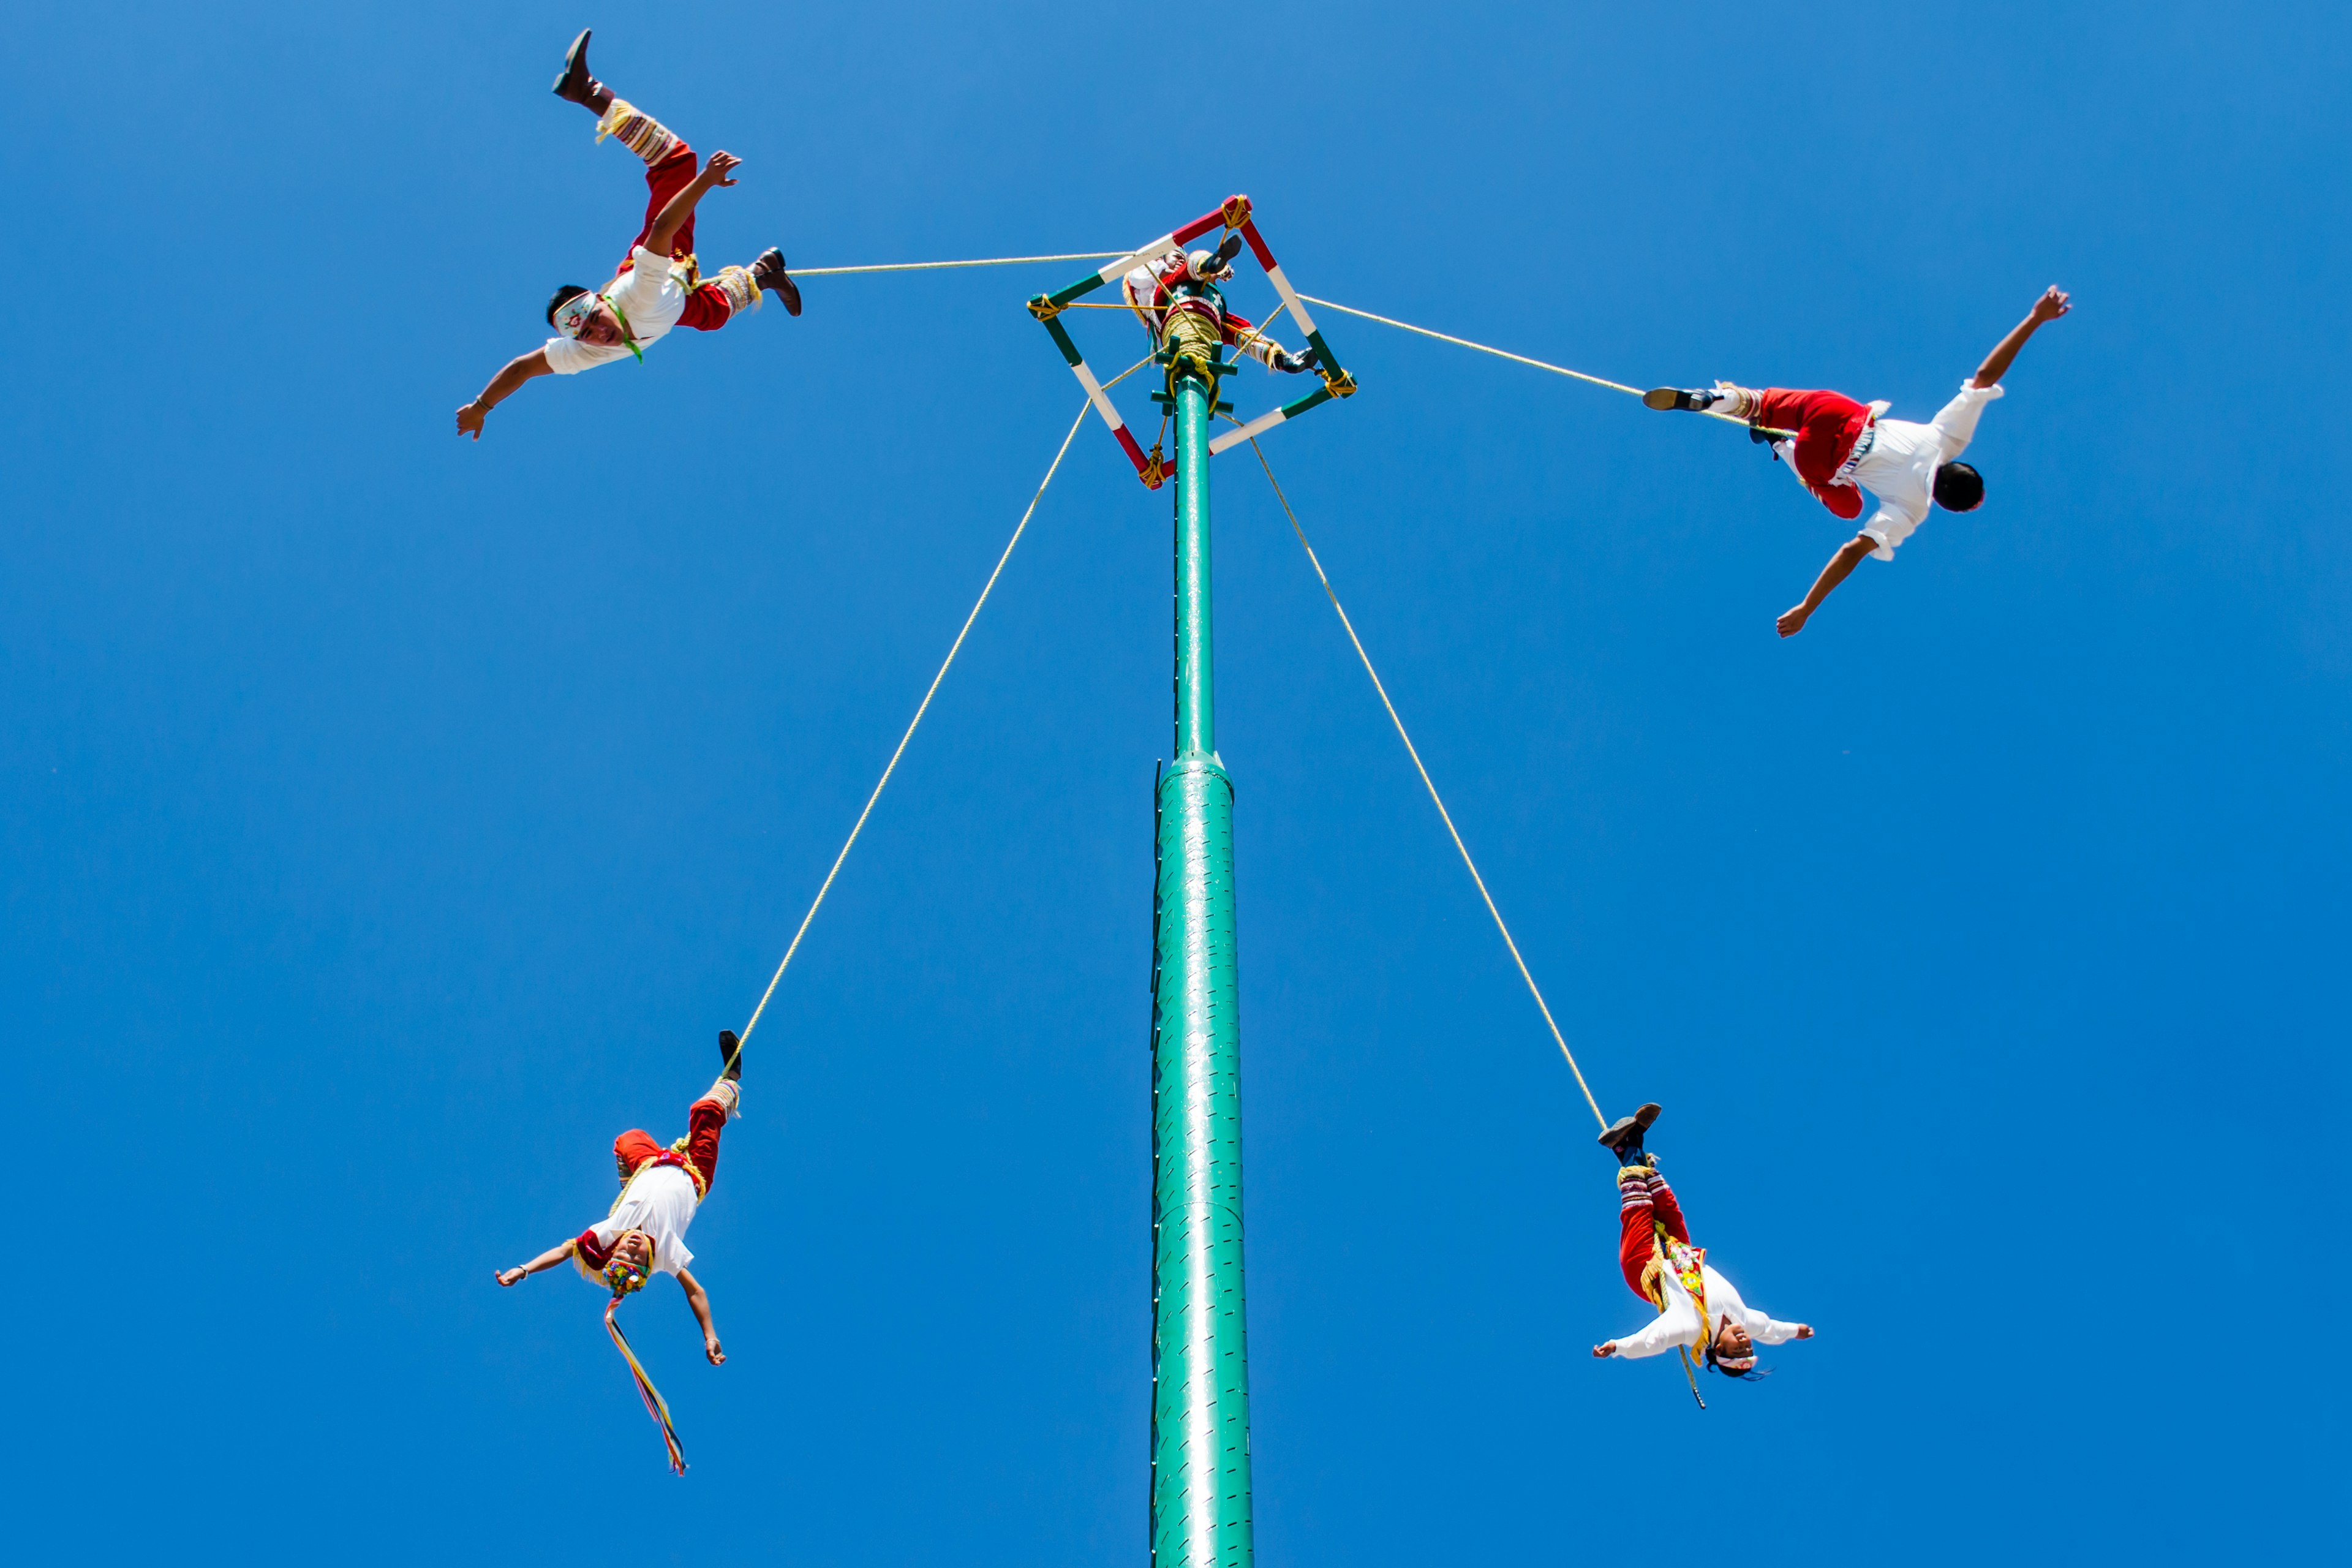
[
  {"x1": 1777, "y1": 532, "x2": 1877, "y2": 638},
  {"x1": 677, "y1": 1268, "x2": 725, "y2": 1365},
  {"x1": 1593, "y1": 1294, "x2": 1701, "y2": 1361},
  {"x1": 644, "y1": 151, "x2": 741, "y2": 258},
  {"x1": 456, "y1": 349, "x2": 555, "y2": 440},
  {"x1": 496, "y1": 1238, "x2": 578, "y2": 1287},
  {"x1": 1972, "y1": 286, "x2": 2071, "y2": 389}
]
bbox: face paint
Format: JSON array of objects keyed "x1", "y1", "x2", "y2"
[{"x1": 554, "y1": 292, "x2": 600, "y2": 339}]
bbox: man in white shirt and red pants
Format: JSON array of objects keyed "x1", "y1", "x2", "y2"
[
  {"x1": 494, "y1": 1031, "x2": 748, "y2": 1363},
  {"x1": 1590, "y1": 1103, "x2": 1813, "y2": 1389},
  {"x1": 1648, "y1": 286, "x2": 2070, "y2": 636},
  {"x1": 455, "y1": 31, "x2": 802, "y2": 440}
]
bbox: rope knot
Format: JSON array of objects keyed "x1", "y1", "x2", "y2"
[{"x1": 1025, "y1": 295, "x2": 1064, "y2": 322}]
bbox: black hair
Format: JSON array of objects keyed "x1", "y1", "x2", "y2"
[
  {"x1": 1933, "y1": 461, "x2": 1985, "y2": 512},
  {"x1": 1703, "y1": 1344, "x2": 1772, "y2": 1382},
  {"x1": 546, "y1": 284, "x2": 593, "y2": 326}
]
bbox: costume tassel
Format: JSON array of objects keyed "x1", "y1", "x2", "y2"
[
  {"x1": 605, "y1": 1297, "x2": 687, "y2": 1474},
  {"x1": 1676, "y1": 1344, "x2": 1708, "y2": 1409}
]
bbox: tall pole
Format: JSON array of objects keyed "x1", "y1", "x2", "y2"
[{"x1": 1149, "y1": 364, "x2": 1253, "y2": 1568}]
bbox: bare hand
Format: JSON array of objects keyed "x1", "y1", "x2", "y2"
[
  {"x1": 2029, "y1": 285, "x2": 2071, "y2": 324},
  {"x1": 1776, "y1": 605, "x2": 1811, "y2": 638},
  {"x1": 456, "y1": 402, "x2": 489, "y2": 440},
  {"x1": 705, "y1": 1338, "x2": 727, "y2": 1366},
  {"x1": 1592, "y1": 1341, "x2": 1618, "y2": 1359},
  {"x1": 496, "y1": 1267, "x2": 527, "y2": 1287},
  {"x1": 700, "y1": 151, "x2": 742, "y2": 187},
  {"x1": 1795, "y1": 1324, "x2": 1814, "y2": 1339}
]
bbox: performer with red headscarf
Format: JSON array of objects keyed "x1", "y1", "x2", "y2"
[{"x1": 494, "y1": 1030, "x2": 747, "y2": 1472}]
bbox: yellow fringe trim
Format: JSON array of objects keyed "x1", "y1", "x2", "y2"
[{"x1": 711, "y1": 263, "x2": 762, "y2": 315}]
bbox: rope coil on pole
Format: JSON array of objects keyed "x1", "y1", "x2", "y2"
[
  {"x1": 1245, "y1": 439, "x2": 1610, "y2": 1132},
  {"x1": 726, "y1": 400, "x2": 1093, "y2": 1067}
]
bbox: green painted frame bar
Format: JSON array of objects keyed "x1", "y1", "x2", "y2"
[{"x1": 1028, "y1": 197, "x2": 1354, "y2": 488}]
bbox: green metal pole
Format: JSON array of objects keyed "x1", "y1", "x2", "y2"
[{"x1": 1150, "y1": 366, "x2": 1253, "y2": 1568}]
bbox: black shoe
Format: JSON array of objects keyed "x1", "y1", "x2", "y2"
[
  {"x1": 1643, "y1": 388, "x2": 1714, "y2": 412},
  {"x1": 552, "y1": 29, "x2": 611, "y2": 112},
  {"x1": 752, "y1": 247, "x2": 802, "y2": 317},
  {"x1": 718, "y1": 1029, "x2": 744, "y2": 1082},
  {"x1": 1596, "y1": 1101, "x2": 1662, "y2": 1154},
  {"x1": 1750, "y1": 422, "x2": 1774, "y2": 444}
]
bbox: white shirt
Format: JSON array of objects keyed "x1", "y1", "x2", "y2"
[
  {"x1": 541, "y1": 247, "x2": 689, "y2": 375},
  {"x1": 587, "y1": 1161, "x2": 700, "y2": 1278},
  {"x1": 1610, "y1": 1257, "x2": 1805, "y2": 1361},
  {"x1": 1779, "y1": 380, "x2": 2003, "y2": 559}
]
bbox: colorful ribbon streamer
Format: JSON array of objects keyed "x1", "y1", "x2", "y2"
[{"x1": 605, "y1": 1297, "x2": 686, "y2": 1475}]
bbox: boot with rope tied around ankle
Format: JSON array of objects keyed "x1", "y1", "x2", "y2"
[
  {"x1": 493, "y1": 1030, "x2": 750, "y2": 1472},
  {"x1": 1590, "y1": 1104, "x2": 1814, "y2": 1402},
  {"x1": 454, "y1": 29, "x2": 803, "y2": 441}
]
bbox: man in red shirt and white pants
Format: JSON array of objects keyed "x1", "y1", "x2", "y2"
[{"x1": 1648, "y1": 286, "x2": 2070, "y2": 637}]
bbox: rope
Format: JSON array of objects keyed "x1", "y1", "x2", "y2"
[
  {"x1": 1101, "y1": 352, "x2": 1155, "y2": 391},
  {"x1": 1229, "y1": 296, "x2": 1291, "y2": 364},
  {"x1": 1245, "y1": 439, "x2": 1609, "y2": 1131},
  {"x1": 1297, "y1": 295, "x2": 1790, "y2": 438},
  {"x1": 792, "y1": 252, "x2": 1126, "y2": 277},
  {"x1": 606, "y1": 1297, "x2": 687, "y2": 1474},
  {"x1": 726, "y1": 400, "x2": 1093, "y2": 1069}
]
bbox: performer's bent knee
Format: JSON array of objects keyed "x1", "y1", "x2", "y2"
[{"x1": 678, "y1": 286, "x2": 734, "y2": 333}]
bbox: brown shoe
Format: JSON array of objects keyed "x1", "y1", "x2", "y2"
[
  {"x1": 1596, "y1": 1101, "x2": 1662, "y2": 1153},
  {"x1": 752, "y1": 246, "x2": 802, "y2": 317},
  {"x1": 552, "y1": 29, "x2": 613, "y2": 113}
]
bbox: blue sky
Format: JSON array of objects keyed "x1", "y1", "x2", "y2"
[{"x1": 6, "y1": 2, "x2": 2345, "y2": 1562}]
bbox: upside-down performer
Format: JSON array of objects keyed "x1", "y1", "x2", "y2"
[
  {"x1": 1646, "y1": 286, "x2": 2071, "y2": 637},
  {"x1": 1589, "y1": 1103, "x2": 1812, "y2": 1396},
  {"x1": 495, "y1": 1031, "x2": 747, "y2": 1472},
  {"x1": 455, "y1": 31, "x2": 802, "y2": 441},
  {"x1": 1124, "y1": 236, "x2": 1320, "y2": 389}
]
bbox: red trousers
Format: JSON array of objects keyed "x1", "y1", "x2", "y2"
[
  {"x1": 618, "y1": 143, "x2": 735, "y2": 333},
  {"x1": 1616, "y1": 1166, "x2": 1693, "y2": 1302},
  {"x1": 613, "y1": 1095, "x2": 731, "y2": 1194},
  {"x1": 1747, "y1": 388, "x2": 1872, "y2": 521}
]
